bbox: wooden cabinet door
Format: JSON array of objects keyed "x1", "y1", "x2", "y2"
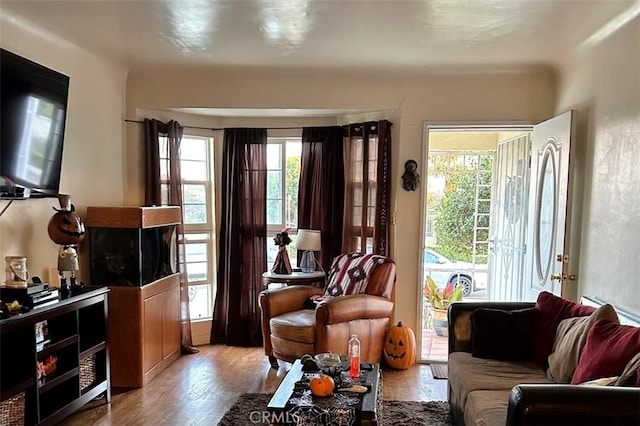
[
  {"x1": 162, "y1": 284, "x2": 181, "y2": 359},
  {"x1": 143, "y1": 292, "x2": 163, "y2": 373}
]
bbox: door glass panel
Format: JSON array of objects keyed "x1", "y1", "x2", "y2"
[{"x1": 535, "y1": 146, "x2": 556, "y2": 285}]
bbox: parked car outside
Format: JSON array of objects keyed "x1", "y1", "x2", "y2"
[{"x1": 423, "y1": 248, "x2": 487, "y2": 297}]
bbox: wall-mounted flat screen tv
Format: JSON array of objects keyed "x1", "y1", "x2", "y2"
[{"x1": 1, "y1": 48, "x2": 69, "y2": 198}]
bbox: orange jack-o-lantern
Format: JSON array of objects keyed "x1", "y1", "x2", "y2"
[
  {"x1": 48, "y1": 208, "x2": 86, "y2": 245},
  {"x1": 383, "y1": 321, "x2": 417, "y2": 370},
  {"x1": 309, "y1": 372, "x2": 334, "y2": 397}
]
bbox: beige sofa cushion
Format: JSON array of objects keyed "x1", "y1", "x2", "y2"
[
  {"x1": 464, "y1": 389, "x2": 513, "y2": 426},
  {"x1": 615, "y1": 352, "x2": 640, "y2": 386},
  {"x1": 449, "y1": 352, "x2": 553, "y2": 415}
]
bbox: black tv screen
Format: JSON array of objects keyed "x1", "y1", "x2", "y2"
[{"x1": 1, "y1": 48, "x2": 69, "y2": 198}]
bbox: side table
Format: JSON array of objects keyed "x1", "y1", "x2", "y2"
[{"x1": 262, "y1": 271, "x2": 326, "y2": 289}]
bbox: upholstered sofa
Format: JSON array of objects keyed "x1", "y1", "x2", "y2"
[{"x1": 447, "y1": 293, "x2": 640, "y2": 426}]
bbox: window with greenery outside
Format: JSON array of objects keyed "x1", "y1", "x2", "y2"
[{"x1": 266, "y1": 139, "x2": 301, "y2": 266}]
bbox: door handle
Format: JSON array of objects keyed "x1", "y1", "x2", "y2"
[{"x1": 550, "y1": 273, "x2": 576, "y2": 281}]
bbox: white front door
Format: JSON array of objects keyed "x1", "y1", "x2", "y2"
[{"x1": 524, "y1": 111, "x2": 576, "y2": 299}]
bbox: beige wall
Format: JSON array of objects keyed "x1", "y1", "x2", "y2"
[
  {"x1": 125, "y1": 67, "x2": 556, "y2": 333},
  {"x1": 0, "y1": 14, "x2": 128, "y2": 283},
  {"x1": 555, "y1": 16, "x2": 640, "y2": 314},
  {"x1": 7, "y1": 8, "x2": 637, "y2": 344}
]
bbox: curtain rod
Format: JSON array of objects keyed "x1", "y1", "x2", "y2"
[{"x1": 124, "y1": 119, "x2": 304, "y2": 131}]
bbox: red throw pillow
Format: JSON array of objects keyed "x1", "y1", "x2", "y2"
[
  {"x1": 533, "y1": 291, "x2": 595, "y2": 366},
  {"x1": 571, "y1": 319, "x2": 640, "y2": 384}
]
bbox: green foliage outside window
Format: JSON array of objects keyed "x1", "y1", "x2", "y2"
[
  {"x1": 433, "y1": 156, "x2": 492, "y2": 263},
  {"x1": 183, "y1": 184, "x2": 206, "y2": 224},
  {"x1": 266, "y1": 154, "x2": 300, "y2": 228},
  {"x1": 286, "y1": 156, "x2": 300, "y2": 228}
]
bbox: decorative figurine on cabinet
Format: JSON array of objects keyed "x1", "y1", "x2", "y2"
[{"x1": 47, "y1": 194, "x2": 85, "y2": 294}]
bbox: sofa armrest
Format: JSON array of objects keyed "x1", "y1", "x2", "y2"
[
  {"x1": 316, "y1": 294, "x2": 394, "y2": 325},
  {"x1": 508, "y1": 384, "x2": 640, "y2": 425},
  {"x1": 448, "y1": 301, "x2": 535, "y2": 354}
]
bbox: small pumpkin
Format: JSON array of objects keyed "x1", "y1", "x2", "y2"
[
  {"x1": 309, "y1": 372, "x2": 334, "y2": 397},
  {"x1": 383, "y1": 321, "x2": 417, "y2": 370}
]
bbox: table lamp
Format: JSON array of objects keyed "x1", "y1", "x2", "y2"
[{"x1": 296, "y1": 229, "x2": 321, "y2": 273}]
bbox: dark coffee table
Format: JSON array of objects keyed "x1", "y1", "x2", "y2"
[{"x1": 267, "y1": 359, "x2": 382, "y2": 425}]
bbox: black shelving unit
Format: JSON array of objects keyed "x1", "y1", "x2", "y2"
[{"x1": 0, "y1": 286, "x2": 110, "y2": 425}]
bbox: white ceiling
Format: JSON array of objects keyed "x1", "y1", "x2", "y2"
[{"x1": 1, "y1": 0, "x2": 638, "y2": 72}]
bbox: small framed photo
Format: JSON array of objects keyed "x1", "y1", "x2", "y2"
[{"x1": 35, "y1": 320, "x2": 49, "y2": 345}]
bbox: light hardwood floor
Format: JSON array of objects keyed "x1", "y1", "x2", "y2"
[{"x1": 63, "y1": 345, "x2": 448, "y2": 425}]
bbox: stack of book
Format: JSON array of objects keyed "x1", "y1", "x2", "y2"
[{"x1": 0, "y1": 283, "x2": 59, "y2": 309}]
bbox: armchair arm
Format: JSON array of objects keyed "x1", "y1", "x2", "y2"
[
  {"x1": 448, "y1": 301, "x2": 535, "y2": 354},
  {"x1": 315, "y1": 294, "x2": 394, "y2": 325},
  {"x1": 507, "y1": 384, "x2": 640, "y2": 425},
  {"x1": 259, "y1": 285, "x2": 323, "y2": 359},
  {"x1": 259, "y1": 285, "x2": 323, "y2": 318}
]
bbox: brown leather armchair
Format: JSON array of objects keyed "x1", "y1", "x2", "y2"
[{"x1": 258, "y1": 257, "x2": 396, "y2": 368}]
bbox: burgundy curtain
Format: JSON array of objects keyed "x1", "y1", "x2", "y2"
[
  {"x1": 144, "y1": 119, "x2": 162, "y2": 206},
  {"x1": 144, "y1": 118, "x2": 198, "y2": 354},
  {"x1": 342, "y1": 120, "x2": 392, "y2": 256},
  {"x1": 211, "y1": 128, "x2": 267, "y2": 346},
  {"x1": 298, "y1": 126, "x2": 345, "y2": 272}
]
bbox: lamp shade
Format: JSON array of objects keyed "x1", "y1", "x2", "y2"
[{"x1": 296, "y1": 229, "x2": 321, "y2": 251}]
